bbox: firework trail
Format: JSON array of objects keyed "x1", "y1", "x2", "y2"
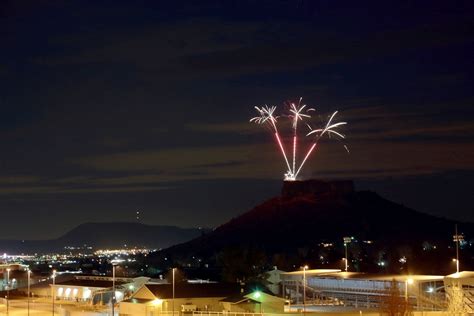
[
  {"x1": 294, "y1": 111, "x2": 347, "y2": 178},
  {"x1": 250, "y1": 105, "x2": 293, "y2": 177},
  {"x1": 250, "y1": 98, "x2": 348, "y2": 181},
  {"x1": 288, "y1": 97, "x2": 315, "y2": 176}
]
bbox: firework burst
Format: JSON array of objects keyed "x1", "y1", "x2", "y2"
[{"x1": 250, "y1": 98, "x2": 348, "y2": 181}]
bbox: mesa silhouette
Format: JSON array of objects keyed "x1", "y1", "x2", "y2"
[{"x1": 152, "y1": 180, "x2": 473, "y2": 275}]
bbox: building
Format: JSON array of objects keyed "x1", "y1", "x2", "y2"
[
  {"x1": 119, "y1": 283, "x2": 242, "y2": 316},
  {"x1": 280, "y1": 269, "x2": 447, "y2": 311},
  {"x1": 0, "y1": 263, "x2": 30, "y2": 291},
  {"x1": 221, "y1": 291, "x2": 286, "y2": 313},
  {"x1": 264, "y1": 268, "x2": 286, "y2": 295},
  {"x1": 49, "y1": 275, "x2": 148, "y2": 304},
  {"x1": 444, "y1": 271, "x2": 474, "y2": 314}
]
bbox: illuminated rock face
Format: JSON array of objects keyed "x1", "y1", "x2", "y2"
[{"x1": 281, "y1": 179, "x2": 354, "y2": 198}]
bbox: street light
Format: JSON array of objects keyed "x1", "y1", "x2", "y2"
[
  {"x1": 111, "y1": 262, "x2": 118, "y2": 316},
  {"x1": 405, "y1": 278, "x2": 414, "y2": 302},
  {"x1": 343, "y1": 237, "x2": 352, "y2": 272},
  {"x1": 149, "y1": 298, "x2": 163, "y2": 315},
  {"x1": 253, "y1": 291, "x2": 262, "y2": 313},
  {"x1": 302, "y1": 265, "x2": 308, "y2": 314},
  {"x1": 52, "y1": 269, "x2": 56, "y2": 316},
  {"x1": 453, "y1": 224, "x2": 463, "y2": 274},
  {"x1": 172, "y1": 268, "x2": 176, "y2": 316},
  {"x1": 27, "y1": 269, "x2": 31, "y2": 316},
  {"x1": 6, "y1": 268, "x2": 10, "y2": 316}
]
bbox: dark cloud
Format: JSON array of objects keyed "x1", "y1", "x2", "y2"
[{"x1": 0, "y1": 0, "x2": 473, "y2": 239}]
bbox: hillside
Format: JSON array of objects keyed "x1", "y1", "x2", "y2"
[
  {"x1": 0, "y1": 222, "x2": 204, "y2": 254},
  {"x1": 151, "y1": 180, "x2": 473, "y2": 275}
]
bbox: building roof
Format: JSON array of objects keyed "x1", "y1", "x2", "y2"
[
  {"x1": 54, "y1": 279, "x2": 125, "y2": 288},
  {"x1": 302, "y1": 271, "x2": 444, "y2": 282},
  {"x1": 221, "y1": 293, "x2": 258, "y2": 304},
  {"x1": 143, "y1": 283, "x2": 241, "y2": 299},
  {"x1": 282, "y1": 269, "x2": 341, "y2": 276},
  {"x1": 283, "y1": 269, "x2": 444, "y2": 282},
  {"x1": 222, "y1": 291, "x2": 286, "y2": 304},
  {"x1": 445, "y1": 271, "x2": 474, "y2": 279},
  {"x1": 122, "y1": 298, "x2": 154, "y2": 304}
]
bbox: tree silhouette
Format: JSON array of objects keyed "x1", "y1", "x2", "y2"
[
  {"x1": 379, "y1": 279, "x2": 411, "y2": 316},
  {"x1": 218, "y1": 246, "x2": 267, "y2": 282}
]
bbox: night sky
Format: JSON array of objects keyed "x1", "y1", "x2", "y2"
[{"x1": 1, "y1": 1, "x2": 473, "y2": 239}]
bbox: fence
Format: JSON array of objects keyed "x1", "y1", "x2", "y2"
[{"x1": 192, "y1": 311, "x2": 263, "y2": 316}]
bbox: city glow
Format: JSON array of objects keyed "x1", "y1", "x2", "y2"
[{"x1": 250, "y1": 99, "x2": 347, "y2": 180}]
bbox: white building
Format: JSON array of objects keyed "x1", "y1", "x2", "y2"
[{"x1": 50, "y1": 276, "x2": 148, "y2": 304}]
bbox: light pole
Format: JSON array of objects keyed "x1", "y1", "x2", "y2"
[
  {"x1": 27, "y1": 269, "x2": 31, "y2": 316},
  {"x1": 6, "y1": 268, "x2": 10, "y2": 316},
  {"x1": 405, "y1": 278, "x2": 413, "y2": 302},
  {"x1": 302, "y1": 265, "x2": 308, "y2": 314},
  {"x1": 343, "y1": 237, "x2": 352, "y2": 272},
  {"x1": 253, "y1": 291, "x2": 262, "y2": 313},
  {"x1": 172, "y1": 268, "x2": 176, "y2": 316},
  {"x1": 453, "y1": 224, "x2": 463, "y2": 274},
  {"x1": 52, "y1": 269, "x2": 56, "y2": 316},
  {"x1": 112, "y1": 263, "x2": 117, "y2": 316}
]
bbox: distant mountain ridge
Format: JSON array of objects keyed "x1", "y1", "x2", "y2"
[{"x1": 0, "y1": 222, "x2": 205, "y2": 254}]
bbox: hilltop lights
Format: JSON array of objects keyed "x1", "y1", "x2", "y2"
[{"x1": 250, "y1": 98, "x2": 348, "y2": 180}]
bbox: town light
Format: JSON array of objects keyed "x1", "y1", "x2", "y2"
[
  {"x1": 152, "y1": 298, "x2": 163, "y2": 306},
  {"x1": 253, "y1": 291, "x2": 261, "y2": 299}
]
